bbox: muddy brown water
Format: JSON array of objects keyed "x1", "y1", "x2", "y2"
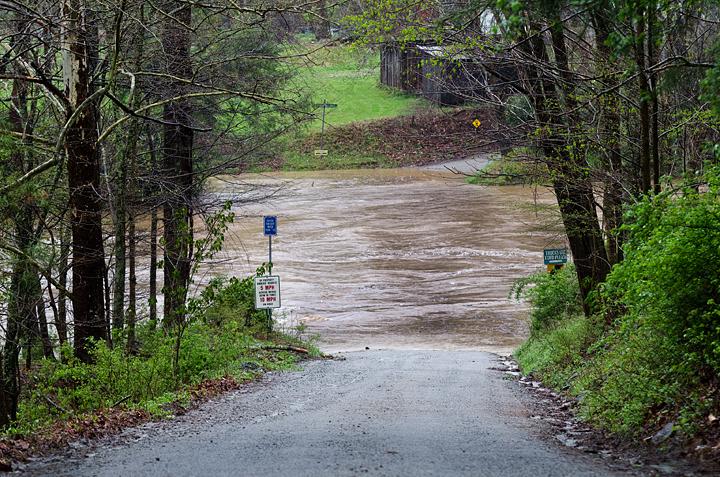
[{"x1": 204, "y1": 158, "x2": 558, "y2": 355}]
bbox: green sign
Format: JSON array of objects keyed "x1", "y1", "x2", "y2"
[
  {"x1": 544, "y1": 248, "x2": 567, "y2": 265},
  {"x1": 314, "y1": 103, "x2": 337, "y2": 108}
]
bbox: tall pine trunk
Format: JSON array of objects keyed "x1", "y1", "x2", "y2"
[
  {"x1": 162, "y1": 3, "x2": 194, "y2": 329},
  {"x1": 63, "y1": 0, "x2": 107, "y2": 363}
]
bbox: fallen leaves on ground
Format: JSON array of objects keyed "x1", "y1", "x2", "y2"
[
  {"x1": 305, "y1": 108, "x2": 502, "y2": 167},
  {"x1": 0, "y1": 375, "x2": 250, "y2": 469}
]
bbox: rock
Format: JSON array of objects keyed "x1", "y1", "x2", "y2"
[
  {"x1": 562, "y1": 372, "x2": 579, "y2": 391},
  {"x1": 649, "y1": 464, "x2": 677, "y2": 474},
  {"x1": 651, "y1": 422, "x2": 674, "y2": 445},
  {"x1": 554, "y1": 434, "x2": 579, "y2": 447},
  {"x1": 576, "y1": 391, "x2": 588, "y2": 403}
]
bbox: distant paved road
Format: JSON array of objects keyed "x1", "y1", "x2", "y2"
[{"x1": 31, "y1": 351, "x2": 637, "y2": 476}]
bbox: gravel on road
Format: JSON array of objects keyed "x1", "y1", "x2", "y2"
[{"x1": 27, "y1": 350, "x2": 643, "y2": 477}]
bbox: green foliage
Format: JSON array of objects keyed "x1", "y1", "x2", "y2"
[
  {"x1": 571, "y1": 327, "x2": 699, "y2": 434},
  {"x1": 515, "y1": 314, "x2": 604, "y2": 386},
  {"x1": 601, "y1": 167, "x2": 720, "y2": 368},
  {"x1": 10, "y1": 321, "x2": 301, "y2": 437},
  {"x1": 198, "y1": 263, "x2": 271, "y2": 328},
  {"x1": 515, "y1": 167, "x2": 720, "y2": 436},
  {"x1": 509, "y1": 263, "x2": 583, "y2": 334},
  {"x1": 6, "y1": 263, "x2": 316, "y2": 438},
  {"x1": 514, "y1": 308, "x2": 696, "y2": 435}
]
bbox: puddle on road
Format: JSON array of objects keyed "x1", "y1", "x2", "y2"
[{"x1": 204, "y1": 160, "x2": 558, "y2": 355}]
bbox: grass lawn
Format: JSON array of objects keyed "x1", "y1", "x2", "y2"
[{"x1": 289, "y1": 35, "x2": 429, "y2": 131}]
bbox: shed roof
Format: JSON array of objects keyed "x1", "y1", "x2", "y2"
[{"x1": 416, "y1": 45, "x2": 472, "y2": 61}]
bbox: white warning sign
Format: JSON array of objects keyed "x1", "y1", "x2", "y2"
[{"x1": 254, "y1": 276, "x2": 281, "y2": 309}]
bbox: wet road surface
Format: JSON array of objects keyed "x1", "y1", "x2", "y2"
[{"x1": 34, "y1": 351, "x2": 639, "y2": 477}]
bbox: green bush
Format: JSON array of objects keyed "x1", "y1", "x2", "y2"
[
  {"x1": 510, "y1": 263, "x2": 583, "y2": 335},
  {"x1": 601, "y1": 166, "x2": 720, "y2": 369},
  {"x1": 10, "y1": 265, "x2": 312, "y2": 438},
  {"x1": 28, "y1": 325, "x2": 265, "y2": 418},
  {"x1": 515, "y1": 314, "x2": 603, "y2": 386},
  {"x1": 515, "y1": 167, "x2": 720, "y2": 437},
  {"x1": 570, "y1": 326, "x2": 694, "y2": 434},
  {"x1": 200, "y1": 264, "x2": 270, "y2": 328}
]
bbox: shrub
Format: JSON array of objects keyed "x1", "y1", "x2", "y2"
[
  {"x1": 514, "y1": 167, "x2": 720, "y2": 437},
  {"x1": 601, "y1": 166, "x2": 720, "y2": 369},
  {"x1": 509, "y1": 263, "x2": 583, "y2": 335},
  {"x1": 515, "y1": 314, "x2": 603, "y2": 387},
  {"x1": 10, "y1": 265, "x2": 311, "y2": 438},
  {"x1": 200, "y1": 265, "x2": 270, "y2": 328}
]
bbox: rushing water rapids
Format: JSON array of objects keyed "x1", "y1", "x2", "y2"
[{"x1": 204, "y1": 157, "x2": 558, "y2": 355}]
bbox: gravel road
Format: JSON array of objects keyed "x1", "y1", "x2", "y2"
[{"x1": 29, "y1": 351, "x2": 640, "y2": 476}]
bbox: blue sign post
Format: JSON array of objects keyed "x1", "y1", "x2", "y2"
[
  {"x1": 264, "y1": 216, "x2": 277, "y2": 236},
  {"x1": 263, "y1": 216, "x2": 276, "y2": 274},
  {"x1": 262, "y1": 217, "x2": 277, "y2": 333}
]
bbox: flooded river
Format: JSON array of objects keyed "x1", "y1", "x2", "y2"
[{"x1": 207, "y1": 158, "x2": 557, "y2": 355}]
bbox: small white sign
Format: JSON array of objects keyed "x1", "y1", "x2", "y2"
[{"x1": 254, "y1": 276, "x2": 281, "y2": 309}]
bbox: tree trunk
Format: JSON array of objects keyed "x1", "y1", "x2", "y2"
[
  {"x1": 149, "y1": 136, "x2": 158, "y2": 330},
  {"x1": 150, "y1": 208, "x2": 158, "y2": 330},
  {"x1": 63, "y1": 0, "x2": 107, "y2": 363},
  {"x1": 34, "y1": 280, "x2": 55, "y2": 360},
  {"x1": 523, "y1": 22, "x2": 611, "y2": 315},
  {"x1": 127, "y1": 132, "x2": 138, "y2": 351},
  {"x1": 112, "y1": 174, "x2": 127, "y2": 334},
  {"x1": 127, "y1": 212, "x2": 136, "y2": 351},
  {"x1": 5, "y1": 207, "x2": 34, "y2": 423},
  {"x1": 593, "y1": 6, "x2": 625, "y2": 266},
  {"x1": 3, "y1": 20, "x2": 36, "y2": 423},
  {"x1": 57, "y1": 223, "x2": 71, "y2": 353},
  {"x1": 636, "y1": 13, "x2": 651, "y2": 195},
  {"x1": 162, "y1": 3, "x2": 194, "y2": 328}
]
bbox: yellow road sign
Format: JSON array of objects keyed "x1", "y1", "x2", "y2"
[
  {"x1": 314, "y1": 150, "x2": 328, "y2": 156},
  {"x1": 473, "y1": 119, "x2": 481, "y2": 128},
  {"x1": 547, "y1": 264, "x2": 565, "y2": 275}
]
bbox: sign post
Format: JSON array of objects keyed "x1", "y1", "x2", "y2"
[
  {"x1": 264, "y1": 216, "x2": 276, "y2": 269},
  {"x1": 543, "y1": 248, "x2": 568, "y2": 274},
  {"x1": 260, "y1": 217, "x2": 278, "y2": 333},
  {"x1": 314, "y1": 99, "x2": 337, "y2": 152}
]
